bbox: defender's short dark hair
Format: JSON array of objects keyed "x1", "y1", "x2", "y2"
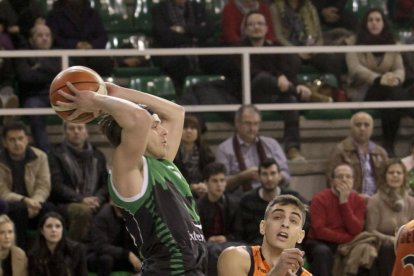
[{"x1": 203, "y1": 162, "x2": 227, "y2": 181}]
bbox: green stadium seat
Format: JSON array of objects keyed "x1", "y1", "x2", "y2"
[
  {"x1": 129, "y1": 75, "x2": 176, "y2": 100},
  {"x1": 183, "y1": 74, "x2": 226, "y2": 90},
  {"x1": 133, "y1": 0, "x2": 154, "y2": 36}
]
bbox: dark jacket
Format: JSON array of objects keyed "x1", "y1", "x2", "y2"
[
  {"x1": 152, "y1": 0, "x2": 214, "y2": 47},
  {"x1": 197, "y1": 193, "x2": 238, "y2": 241},
  {"x1": 48, "y1": 141, "x2": 108, "y2": 205},
  {"x1": 46, "y1": 1, "x2": 107, "y2": 49},
  {"x1": 88, "y1": 203, "x2": 134, "y2": 259},
  {"x1": 28, "y1": 239, "x2": 87, "y2": 276}
]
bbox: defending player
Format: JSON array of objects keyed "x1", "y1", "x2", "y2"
[
  {"x1": 217, "y1": 194, "x2": 311, "y2": 276},
  {"x1": 56, "y1": 82, "x2": 207, "y2": 275}
]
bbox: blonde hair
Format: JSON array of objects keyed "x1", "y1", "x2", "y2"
[{"x1": 0, "y1": 215, "x2": 15, "y2": 260}]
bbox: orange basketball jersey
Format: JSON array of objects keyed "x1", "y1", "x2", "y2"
[
  {"x1": 392, "y1": 220, "x2": 414, "y2": 276},
  {"x1": 246, "y1": 245, "x2": 312, "y2": 276}
]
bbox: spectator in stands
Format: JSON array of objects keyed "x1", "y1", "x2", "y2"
[
  {"x1": 174, "y1": 115, "x2": 214, "y2": 198},
  {"x1": 46, "y1": 0, "x2": 113, "y2": 76},
  {"x1": 345, "y1": 8, "x2": 414, "y2": 156},
  {"x1": 237, "y1": 11, "x2": 311, "y2": 161},
  {"x1": 221, "y1": 0, "x2": 275, "y2": 45},
  {"x1": 327, "y1": 111, "x2": 388, "y2": 197},
  {"x1": 401, "y1": 137, "x2": 414, "y2": 193},
  {"x1": 0, "y1": 121, "x2": 53, "y2": 250},
  {"x1": 312, "y1": 0, "x2": 358, "y2": 31},
  {"x1": 14, "y1": 23, "x2": 61, "y2": 153},
  {"x1": 215, "y1": 104, "x2": 290, "y2": 201},
  {"x1": 197, "y1": 162, "x2": 241, "y2": 276},
  {"x1": 0, "y1": 0, "x2": 19, "y2": 35},
  {"x1": 236, "y1": 158, "x2": 307, "y2": 245},
  {"x1": 28, "y1": 212, "x2": 87, "y2": 276},
  {"x1": 269, "y1": 0, "x2": 344, "y2": 82},
  {"x1": 0, "y1": 19, "x2": 19, "y2": 116},
  {"x1": 0, "y1": 214, "x2": 28, "y2": 276},
  {"x1": 304, "y1": 163, "x2": 366, "y2": 276},
  {"x1": 48, "y1": 122, "x2": 109, "y2": 242},
  {"x1": 365, "y1": 161, "x2": 414, "y2": 276},
  {"x1": 152, "y1": 0, "x2": 215, "y2": 90},
  {"x1": 87, "y1": 203, "x2": 142, "y2": 276},
  {"x1": 9, "y1": 0, "x2": 45, "y2": 41}
]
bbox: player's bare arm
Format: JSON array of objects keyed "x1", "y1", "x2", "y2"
[
  {"x1": 217, "y1": 246, "x2": 251, "y2": 276},
  {"x1": 105, "y1": 82, "x2": 185, "y2": 161}
]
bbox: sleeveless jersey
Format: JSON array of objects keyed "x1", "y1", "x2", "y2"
[
  {"x1": 392, "y1": 220, "x2": 414, "y2": 276},
  {"x1": 109, "y1": 156, "x2": 207, "y2": 275},
  {"x1": 246, "y1": 246, "x2": 312, "y2": 276}
]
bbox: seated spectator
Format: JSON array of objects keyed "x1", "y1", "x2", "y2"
[
  {"x1": 28, "y1": 212, "x2": 87, "y2": 276},
  {"x1": 0, "y1": 214, "x2": 28, "y2": 276},
  {"x1": 304, "y1": 163, "x2": 366, "y2": 276},
  {"x1": 197, "y1": 162, "x2": 242, "y2": 276},
  {"x1": 236, "y1": 158, "x2": 307, "y2": 245},
  {"x1": 269, "y1": 0, "x2": 344, "y2": 82},
  {"x1": 174, "y1": 115, "x2": 214, "y2": 198},
  {"x1": 221, "y1": 0, "x2": 275, "y2": 45},
  {"x1": 345, "y1": 8, "x2": 414, "y2": 156},
  {"x1": 87, "y1": 202, "x2": 142, "y2": 276},
  {"x1": 218, "y1": 194, "x2": 311, "y2": 276},
  {"x1": 9, "y1": 0, "x2": 45, "y2": 41},
  {"x1": 327, "y1": 112, "x2": 388, "y2": 197},
  {"x1": 235, "y1": 11, "x2": 311, "y2": 161},
  {"x1": 152, "y1": 0, "x2": 216, "y2": 89},
  {"x1": 48, "y1": 122, "x2": 109, "y2": 242},
  {"x1": 0, "y1": 121, "x2": 53, "y2": 250},
  {"x1": 14, "y1": 23, "x2": 61, "y2": 153},
  {"x1": 215, "y1": 104, "x2": 290, "y2": 201},
  {"x1": 401, "y1": 137, "x2": 414, "y2": 193},
  {"x1": 312, "y1": 0, "x2": 358, "y2": 31},
  {"x1": 0, "y1": 0, "x2": 19, "y2": 35},
  {"x1": 365, "y1": 161, "x2": 414, "y2": 276},
  {"x1": 46, "y1": 0, "x2": 113, "y2": 76}
]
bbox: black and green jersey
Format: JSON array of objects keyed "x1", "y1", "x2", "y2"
[{"x1": 109, "y1": 156, "x2": 207, "y2": 275}]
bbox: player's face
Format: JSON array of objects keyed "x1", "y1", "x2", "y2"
[
  {"x1": 244, "y1": 14, "x2": 268, "y2": 40},
  {"x1": 235, "y1": 110, "x2": 261, "y2": 144},
  {"x1": 64, "y1": 122, "x2": 89, "y2": 148},
  {"x1": 181, "y1": 125, "x2": 198, "y2": 144},
  {"x1": 206, "y1": 173, "x2": 226, "y2": 199},
  {"x1": 260, "y1": 204, "x2": 304, "y2": 250},
  {"x1": 41, "y1": 217, "x2": 63, "y2": 244},
  {"x1": 30, "y1": 24, "x2": 52, "y2": 50},
  {"x1": 146, "y1": 114, "x2": 168, "y2": 158},
  {"x1": 0, "y1": 222, "x2": 14, "y2": 250},
  {"x1": 259, "y1": 164, "x2": 282, "y2": 192},
  {"x1": 3, "y1": 129, "x2": 29, "y2": 159},
  {"x1": 386, "y1": 163, "x2": 405, "y2": 189},
  {"x1": 351, "y1": 113, "x2": 373, "y2": 144}
]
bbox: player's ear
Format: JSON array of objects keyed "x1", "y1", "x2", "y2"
[
  {"x1": 297, "y1": 230, "x2": 305, "y2": 244},
  {"x1": 259, "y1": 220, "x2": 265, "y2": 236}
]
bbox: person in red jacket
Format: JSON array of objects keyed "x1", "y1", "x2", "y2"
[{"x1": 304, "y1": 163, "x2": 366, "y2": 276}]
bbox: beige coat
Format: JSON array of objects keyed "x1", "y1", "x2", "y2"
[
  {"x1": 0, "y1": 246, "x2": 28, "y2": 276},
  {"x1": 0, "y1": 147, "x2": 50, "y2": 203}
]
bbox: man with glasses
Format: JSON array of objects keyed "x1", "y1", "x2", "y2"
[
  {"x1": 304, "y1": 163, "x2": 366, "y2": 276},
  {"x1": 215, "y1": 104, "x2": 290, "y2": 201},
  {"x1": 327, "y1": 111, "x2": 389, "y2": 197}
]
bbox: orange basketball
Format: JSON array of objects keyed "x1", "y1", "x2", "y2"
[{"x1": 50, "y1": 66, "x2": 107, "y2": 123}]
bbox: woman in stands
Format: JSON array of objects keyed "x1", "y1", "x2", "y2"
[
  {"x1": 345, "y1": 8, "x2": 413, "y2": 156},
  {"x1": 173, "y1": 114, "x2": 215, "y2": 198},
  {"x1": 365, "y1": 160, "x2": 414, "y2": 276},
  {"x1": 0, "y1": 214, "x2": 28, "y2": 275},
  {"x1": 28, "y1": 212, "x2": 87, "y2": 276}
]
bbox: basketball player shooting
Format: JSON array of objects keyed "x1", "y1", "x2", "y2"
[{"x1": 55, "y1": 81, "x2": 208, "y2": 275}]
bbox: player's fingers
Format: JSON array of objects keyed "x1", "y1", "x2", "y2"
[
  {"x1": 66, "y1": 82, "x2": 80, "y2": 92},
  {"x1": 58, "y1": 89, "x2": 76, "y2": 100},
  {"x1": 56, "y1": 101, "x2": 76, "y2": 108},
  {"x1": 67, "y1": 109, "x2": 82, "y2": 121}
]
